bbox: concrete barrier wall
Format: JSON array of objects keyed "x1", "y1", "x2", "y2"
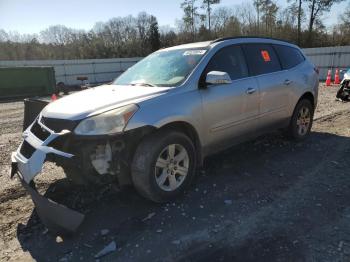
[
  {"x1": 302, "y1": 46, "x2": 350, "y2": 81},
  {"x1": 0, "y1": 45, "x2": 349, "y2": 84},
  {"x1": 0, "y1": 58, "x2": 142, "y2": 86}
]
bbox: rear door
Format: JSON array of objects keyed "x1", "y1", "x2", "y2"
[
  {"x1": 242, "y1": 44, "x2": 289, "y2": 129},
  {"x1": 273, "y1": 44, "x2": 309, "y2": 113},
  {"x1": 200, "y1": 45, "x2": 260, "y2": 151}
]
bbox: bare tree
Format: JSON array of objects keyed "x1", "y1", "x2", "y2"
[
  {"x1": 0, "y1": 30, "x2": 9, "y2": 42},
  {"x1": 40, "y1": 25, "x2": 72, "y2": 45},
  {"x1": 235, "y1": 3, "x2": 257, "y2": 35},
  {"x1": 254, "y1": 0, "x2": 264, "y2": 34},
  {"x1": 211, "y1": 7, "x2": 232, "y2": 35},
  {"x1": 181, "y1": 0, "x2": 200, "y2": 39},
  {"x1": 297, "y1": 0, "x2": 303, "y2": 44},
  {"x1": 261, "y1": 0, "x2": 278, "y2": 36},
  {"x1": 307, "y1": 0, "x2": 345, "y2": 45},
  {"x1": 334, "y1": 3, "x2": 350, "y2": 44},
  {"x1": 287, "y1": 0, "x2": 305, "y2": 45},
  {"x1": 201, "y1": 0, "x2": 220, "y2": 33},
  {"x1": 339, "y1": 3, "x2": 350, "y2": 30},
  {"x1": 1, "y1": 4, "x2": 350, "y2": 61}
]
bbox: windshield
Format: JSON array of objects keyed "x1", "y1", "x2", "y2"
[{"x1": 113, "y1": 48, "x2": 208, "y2": 87}]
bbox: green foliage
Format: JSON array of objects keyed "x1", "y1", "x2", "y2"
[{"x1": 148, "y1": 16, "x2": 161, "y2": 52}]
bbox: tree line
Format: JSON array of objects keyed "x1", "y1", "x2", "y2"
[{"x1": 0, "y1": 0, "x2": 349, "y2": 61}]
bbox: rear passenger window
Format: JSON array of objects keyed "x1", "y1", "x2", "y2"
[
  {"x1": 242, "y1": 44, "x2": 281, "y2": 76},
  {"x1": 273, "y1": 44, "x2": 305, "y2": 69},
  {"x1": 205, "y1": 45, "x2": 248, "y2": 81}
]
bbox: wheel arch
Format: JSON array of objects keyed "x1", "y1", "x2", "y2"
[
  {"x1": 298, "y1": 92, "x2": 315, "y2": 109},
  {"x1": 157, "y1": 121, "x2": 203, "y2": 166}
]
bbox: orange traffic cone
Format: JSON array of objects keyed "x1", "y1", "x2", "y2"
[
  {"x1": 334, "y1": 68, "x2": 340, "y2": 85},
  {"x1": 325, "y1": 69, "x2": 332, "y2": 86},
  {"x1": 51, "y1": 94, "x2": 58, "y2": 101}
]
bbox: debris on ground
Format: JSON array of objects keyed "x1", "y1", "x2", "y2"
[
  {"x1": 94, "y1": 241, "x2": 117, "y2": 258},
  {"x1": 142, "y1": 212, "x2": 156, "y2": 221},
  {"x1": 172, "y1": 240, "x2": 181, "y2": 245},
  {"x1": 224, "y1": 200, "x2": 233, "y2": 205},
  {"x1": 83, "y1": 243, "x2": 93, "y2": 248},
  {"x1": 55, "y1": 236, "x2": 64, "y2": 243},
  {"x1": 101, "y1": 229, "x2": 109, "y2": 236},
  {"x1": 338, "y1": 241, "x2": 344, "y2": 251}
]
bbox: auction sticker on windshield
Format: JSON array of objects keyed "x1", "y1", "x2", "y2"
[{"x1": 183, "y1": 50, "x2": 206, "y2": 56}]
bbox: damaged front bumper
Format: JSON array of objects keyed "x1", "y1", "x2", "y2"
[{"x1": 11, "y1": 116, "x2": 85, "y2": 234}]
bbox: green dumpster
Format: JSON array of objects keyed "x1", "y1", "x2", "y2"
[{"x1": 0, "y1": 67, "x2": 55, "y2": 99}]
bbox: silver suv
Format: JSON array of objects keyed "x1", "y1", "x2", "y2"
[{"x1": 11, "y1": 37, "x2": 318, "y2": 232}]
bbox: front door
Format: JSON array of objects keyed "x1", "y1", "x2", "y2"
[{"x1": 200, "y1": 45, "x2": 260, "y2": 152}]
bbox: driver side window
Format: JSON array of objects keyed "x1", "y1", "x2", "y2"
[{"x1": 205, "y1": 45, "x2": 248, "y2": 81}]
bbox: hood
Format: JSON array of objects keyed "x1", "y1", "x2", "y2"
[{"x1": 42, "y1": 84, "x2": 170, "y2": 120}]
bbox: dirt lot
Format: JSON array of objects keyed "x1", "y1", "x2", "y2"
[{"x1": 1, "y1": 84, "x2": 350, "y2": 261}]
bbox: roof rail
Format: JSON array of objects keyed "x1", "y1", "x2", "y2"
[{"x1": 211, "y1": 36, "x2": 294, "y2": 45}]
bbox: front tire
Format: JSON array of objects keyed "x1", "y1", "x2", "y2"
[
  {"x1": 131, "y1": 130, "x2": 196, "y2": 203},
  {"x1": 287, "y1": 99, "x2": 314, "y2": 140}
]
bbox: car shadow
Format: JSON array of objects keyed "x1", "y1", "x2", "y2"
[{"x1": 16, "y1": 130, "x2": 350, "y2": 261}]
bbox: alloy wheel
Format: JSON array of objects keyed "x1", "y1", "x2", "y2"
[
  {"x1": 296, "y1": 106, "x2": 311, "y2": 136},
  {"x1": 154, "y1": 144, "x2": 189, "y2": 192}
]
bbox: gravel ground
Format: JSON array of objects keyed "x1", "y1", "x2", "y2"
[{"x1": 0, "y1": 83, "x2": 350, "y2": 261}]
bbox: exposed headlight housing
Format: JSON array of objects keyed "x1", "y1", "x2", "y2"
[{"x1": 74, "y1": 104, "x2": 138, "y2": 135}]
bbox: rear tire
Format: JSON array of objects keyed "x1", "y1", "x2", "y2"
[
  {"x1": 131, "y1": 130, "x2": 196, "y2": 203},
  {"x1": 287, "y1": 99, "x2": 314, "y2": 140}
]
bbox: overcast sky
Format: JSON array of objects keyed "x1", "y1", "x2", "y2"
[{"x1": 0, "y1": 0, "x2": 347, "y2": 34}]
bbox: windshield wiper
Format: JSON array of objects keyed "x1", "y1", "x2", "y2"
[{"x1": 130, "y1": 82, "x2": 157, "y2": 87}]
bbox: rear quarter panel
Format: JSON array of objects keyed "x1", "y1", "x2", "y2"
[{"x1": 287, "y1": 60, "x2": 319, "y2": 116}]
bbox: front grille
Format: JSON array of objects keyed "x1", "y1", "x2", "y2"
[
  {"x1": 31, "y1": 121, "x2": 50, "y2": 141},
  {"x1": 48, "y1": 135, "x2": 70, "y2": 152},
  {"x1": 20, "y1": 140, "x2": 36, "y2": 159},
  {"x1": 40, "y1": 117, "x2": 78, "y2": 133}
]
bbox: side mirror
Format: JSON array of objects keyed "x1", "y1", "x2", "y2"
[{"x1": 205, "y1": 71, "x2": 232, "y2": 85}]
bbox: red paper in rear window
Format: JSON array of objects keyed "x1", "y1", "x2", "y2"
[{"x1": 261, "y1": 50, "x2": 271, "y2": 62}]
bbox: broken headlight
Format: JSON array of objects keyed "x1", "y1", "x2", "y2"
[{"x1": 74, "y1": 104, "x2": 138, "y2": 135}]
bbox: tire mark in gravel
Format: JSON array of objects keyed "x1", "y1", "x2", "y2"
[
  {"x1": 0, "y1": 185, "x2": 27, "y2": 203},
  {"x1": 313, "y1": 108, "x2": 349, "y2": 122}
]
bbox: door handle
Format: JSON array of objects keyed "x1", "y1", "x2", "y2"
[
  {"x1": 284, "y1": 79, "x2": 292, "y2": 85},
  {"x1": 246, "y1": 87, "x2": 256, "y2": 94}
]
